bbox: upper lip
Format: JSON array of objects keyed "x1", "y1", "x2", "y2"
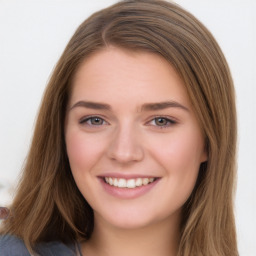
[{"x1": 98, "y1": 173, "x2": 159, "y2": 179}]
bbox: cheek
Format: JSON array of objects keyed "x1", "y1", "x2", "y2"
[
  {"x1": 169, "y1": 135, "x2": 204, "y2": 170},
  {"x1": 176, "y1": 125, "x2": 205, "y2": 165},
  {"x1": 149, "y1": 127, "x2": 205, "y2": 195},
  {"x1": 65, "y1": 130, "x2": 104, "y2": 175},
  {"x1": 152, "y1": 130, "x2": 204, "y2": 169}
]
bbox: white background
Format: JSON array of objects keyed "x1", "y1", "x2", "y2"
[{"x1": 0, "y1": 0, "x2": 255, "y2": 255}]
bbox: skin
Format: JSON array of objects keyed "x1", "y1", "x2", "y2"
[{"x1": 65, "y1": 47, "x2": 207, "y2": 256}]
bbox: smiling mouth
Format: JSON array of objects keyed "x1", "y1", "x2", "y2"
[{"x1": 103, "y1": 177, "x2": 157, "y2": 189}]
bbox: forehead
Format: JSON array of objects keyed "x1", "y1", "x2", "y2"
[{"x1": 70, "y1": 46, "x2": 190, "y2": 108}]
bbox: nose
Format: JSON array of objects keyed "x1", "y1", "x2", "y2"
[{"x1": 107, "y1": 123, "x2": 144, "y2": 164}]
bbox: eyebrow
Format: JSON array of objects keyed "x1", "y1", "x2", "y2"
[
  {"x1": 69, "y1": 100, "x2": 189, "y2": 112},
  {"x1": 69, "y1": 101, "x2": 111, "y2": 111},
  {"x1": 141, "y1": 101, "x2": 189, "y2": 112}
]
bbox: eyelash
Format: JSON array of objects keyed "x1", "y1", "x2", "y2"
[
  {"x1": 79, "y1": 116, "x2": 108, "y2": 126},
  {"x1": 147, "y1": 116, "x2": 177, "y2": 128},
  {"x1": 79, "y1": 116, "x2": 176, "y2": 128}
]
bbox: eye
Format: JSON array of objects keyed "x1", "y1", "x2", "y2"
[
  {"x1": 148, "y1": 117, "x2": 176, "y2": 128},
  {"x1": 79, "y1": 116, "x2": 107, "y2": 126}
]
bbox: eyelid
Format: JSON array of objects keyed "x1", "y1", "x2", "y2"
[
  {"x1": 79, "y1": 115, "x2": 109, "y2": 126},
  {"x1": 146, "y1": 116, "x2": 177, "y2": 128}
]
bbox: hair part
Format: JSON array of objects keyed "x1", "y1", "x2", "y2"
[{"x1": 1, "y1": 1, "x2": 238, "y2": 255}]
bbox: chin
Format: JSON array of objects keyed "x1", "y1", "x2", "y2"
[
  {"x1": 106, "y1": 216, "x2": 157, "y2": 230},
  {"x1": 94, "y1": 205, "x2": 177, "y2": 231}
]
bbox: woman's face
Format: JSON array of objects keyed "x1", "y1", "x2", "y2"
[{"x1": 65, "y1": 47, "x2": 207, "y2": 230}]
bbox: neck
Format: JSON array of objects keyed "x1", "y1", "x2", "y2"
[{"x1": 81, "y1": 214, "x2": 180, "y2": 256}]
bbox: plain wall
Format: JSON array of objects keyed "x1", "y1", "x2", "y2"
[{"x1": 0, "y1": 0, "x2": 255, "y2": 255}]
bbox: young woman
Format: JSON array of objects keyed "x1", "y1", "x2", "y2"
[{"x1": 0, "y1": 0, "x2": 238, "y2": 255}]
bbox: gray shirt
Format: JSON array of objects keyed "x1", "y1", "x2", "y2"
[{"x1": 0, "y1": 235, "x2": 82, "y2": 256}]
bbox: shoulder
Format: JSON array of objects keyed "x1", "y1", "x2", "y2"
[
  {"x1": 0, "y1": 234, "x2": 78, "y2": 256},
  {"x1": 0, "y1": 234, "x2": 30, "y2": 256},
  {"x1": 36, "y1": 240, "x2": 78, "y2": 256}
]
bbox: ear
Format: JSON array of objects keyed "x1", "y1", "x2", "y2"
[
  {"x1": 201, "y1": 152, "x2": 208, "y2": 163},
  {"x1": 200, "y1": 144, "x2": 208, "y2": 163}
]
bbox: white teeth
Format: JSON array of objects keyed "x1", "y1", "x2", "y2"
[
  {"x1": 118, "y1": 178, "x2": 126, "y2": 188},
  {"x1": 127, "y1": 179, "x2": 136, "y2": 188},
  {"x1": 142, "y1": 178, "x2": 149, "y2": 185},
  {"x1": 104, "y1": 177, "x2": 155, "y2": 188},
  {"x1": 135, "y1": 178, "x2": 142, "y2": 187},
  {"x1": 114, "y1": 178, "x2": 118, "y2": 186}
]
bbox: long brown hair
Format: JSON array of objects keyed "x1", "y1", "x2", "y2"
[{"x1": 1, "y1": 1, "x2": 238, "y2": 255}]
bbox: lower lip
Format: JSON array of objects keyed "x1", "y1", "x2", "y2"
[{"x1": 99, "y1": 178, "x2": 160, "y2": 199}]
